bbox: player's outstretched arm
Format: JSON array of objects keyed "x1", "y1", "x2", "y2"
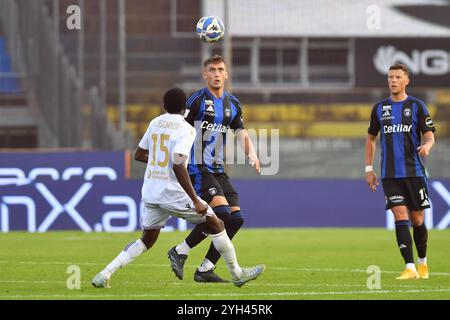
[
  {"x1": 365, "y1": 134, "x2": 379, "y2": 192},
  {"x1": 173, "y1": 154, "x2": 207, "y2": 215},
  {"x1": 417, "y1": 131, "x2": 435, "y2": 157},
  {"x1": 135, "y1": 147, "x2": 149, "y2": 163},
  {"x1": 235, "y1": 129, "x2": 260, "y2": 173}
]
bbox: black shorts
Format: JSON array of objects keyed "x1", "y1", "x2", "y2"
[
  {"x1": 190, "y1": 171, "x2": 240, "y2": 207},
  {"x1": 382, "y1": 177, "x2": 431, "y2": 210}
]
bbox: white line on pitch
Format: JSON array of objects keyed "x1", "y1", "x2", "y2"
[
  {"x1": 0, "y1": 279, "x2": 443, "y2": 290},
  {"x1": 271, "y1": 267, "x2": 450, "y2": 276},
  {"x1": 2, "y1": 288, "x2": 450, "y2": 299},
  {"x1": 0, "y1": 260, "x2": 449, "y2": 276}
]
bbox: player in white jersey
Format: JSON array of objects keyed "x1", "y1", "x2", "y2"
[{"x1": 92, "y1": 88, "x2": 265, "y2": 288}]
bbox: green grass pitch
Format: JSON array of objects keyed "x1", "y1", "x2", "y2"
[{"x1": 0, "y1": 228, "x2": 449, "y2": 300}]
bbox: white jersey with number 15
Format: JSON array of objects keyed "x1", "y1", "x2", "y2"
[{"x1": 138, "y1": 113, "x2": 196, "y2": 204}]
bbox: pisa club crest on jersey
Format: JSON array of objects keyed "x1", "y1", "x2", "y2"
[
  {"x1": 403, "y1": 108, "x2": 411, "y2": 117},
  {"x1": 208, "y1": 187, "x2": 218, "y2": 195},
  {"x1": 225, "y1": 107, "x2": 231, "y2": 118}
]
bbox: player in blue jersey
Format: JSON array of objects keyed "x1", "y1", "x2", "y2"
[
  {"x1": 167, "y1": 55, "x2": 261, "y2": 282},
  {"x1": 365, "y1": 63, "x2": 436, "y2": 280}
]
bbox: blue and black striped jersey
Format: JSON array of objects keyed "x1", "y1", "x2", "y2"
[
  {"x1": 184, "y1": 87, "x2": 245, "y2": 174},
  {"x1": 368, "y1": 96, "x2": 436, "y2": 179}
]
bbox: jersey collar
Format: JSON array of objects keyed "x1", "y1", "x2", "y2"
[
  {"x1": 205, "y1": 87, "x2": 226, "y2": 100},
  {"x1": 388, "y1": 95, "x2": 409, "y2": 104}
]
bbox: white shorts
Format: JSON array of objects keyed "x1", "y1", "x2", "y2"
[{"x1": 141, "y1": 196, "x2": 214, "y2": 230}]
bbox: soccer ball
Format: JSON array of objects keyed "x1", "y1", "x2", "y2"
[{"x1": 196, "y1": 16, "x2": 225, "y2": 43}]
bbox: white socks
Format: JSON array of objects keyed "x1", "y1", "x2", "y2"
[
  {"x1": 418, "y1": 257, "x2": 427, "y2": 265},
  {"x1": 405, "y1": 258, "x2": 427, "y2": 272},
  {"x1": 406, "y1": 263, "x2": 417, "y2": 271},
  {"x1": 98, "y1": 232, "x2": 244, "y2": 281},
  {"x1": 210, "y1": 230, "x2": 242, "y2": 280},
  {"x1": 100, "y1": 239, "x2": 147, "y2": 279},
  {"x1": 176, "y1": 240, "x2": 191, "y2": 256},
  {"x1": 198, "y1": 258, "x2": 215, "y2": 272}
]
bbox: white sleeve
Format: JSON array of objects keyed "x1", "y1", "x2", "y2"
[
  {"x1": 173, "y1": 126, "x2": 196, "y2": 157},
  {"x1": 138, "y1": 125, "x2": 151, "y2": 150}
]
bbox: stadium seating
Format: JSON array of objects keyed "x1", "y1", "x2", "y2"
[{"x1": 106, "y1": 103, "x2": 447, "y2": 139}]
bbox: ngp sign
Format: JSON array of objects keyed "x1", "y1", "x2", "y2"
[
  {"x1": 374, "y1": 45, "x2": 450, "y2": 76},
  {"x1": 355, "y1": 38, "x2": 450, "y2": 87}
]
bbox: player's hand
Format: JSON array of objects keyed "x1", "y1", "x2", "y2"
[
  {"x1": 417, "y1": 144, "x2": 431, "y2": 157},
  {"x1": 193, "y1": 199, "x2": 208, "y2": 215},
  {"x1": 366, "y1": 171, "x2": 379, "y2": 192},
  {"x1": 249, "y1": 154, "x2": 261, "y2": 174}
]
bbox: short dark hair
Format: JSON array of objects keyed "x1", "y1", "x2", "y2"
[
  {"x1": 203, "y1": 54, "x2": 226, "y2": 68},
  {"x1": 163, "y1": 88, "x2": 186, "y2": 114},
  {"x1": 389, "y1": 63, "x2": 409, "y2": 77}
]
